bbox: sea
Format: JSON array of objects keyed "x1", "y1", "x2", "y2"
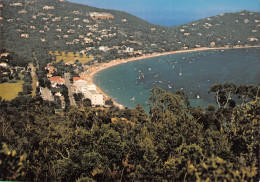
[{"x1": 93, "y1": 48, "x2": 260, "y2": 110}]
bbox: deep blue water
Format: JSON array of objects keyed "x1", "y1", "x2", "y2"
[{"x1": 94, "y1": 48, "x2": 260, "y2": 110}]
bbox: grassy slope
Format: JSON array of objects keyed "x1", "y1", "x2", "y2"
[
  {"x1": 0, "y1": 74, "x2": 24, "y2": 100},
  {"x1": 50, "y1": 51, "x2": 94, "y2": 64}
]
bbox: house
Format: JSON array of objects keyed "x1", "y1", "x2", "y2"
[
  {"x1": 49, "y1": 76, "x2": 65, "y2": 87},
  {"x1": 43, "y1": 6, "x2": 54, "y2": 10},
  {"x1": 0, "y1": 62, "x2": 9, "y2": 68},
  {"x1": 248, "y1": 37, "x2": 258, "y2": 42},
  {"x1": 45, "y1": 65, "x2": 57, "y2": 73},
  {"x1": 0, "y1": 53, "x2": 10, "y2": 60},
  {"x1": 73, "y1": 11, "x2": 80, "y2": 15},
  {"x1": 99, "y1": 46, "x2": 109, "y2": 52},
  {"x1": 18, "y1": 10, "x2": 27, "y2": 14},
  {"x1": 209, "y1": 42, "x2": 216, "y2": 47},
  {"x1": 10, "y1": 3, "x2": 22, "y2": 7},
  {"x1": 21, "y1": 34, "x2": 29, "y2": 38},
  {"x1": 89, "y1": 12, "x2": 114, "y2": 20}
]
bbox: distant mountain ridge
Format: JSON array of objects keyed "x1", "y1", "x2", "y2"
[{"x1": 0, "y1": 0, "x2": 259, "y2": 65}]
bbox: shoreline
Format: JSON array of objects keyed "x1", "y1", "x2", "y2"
[{"x1": 84, "y1": 45, "x2": 260, "y2": 108}]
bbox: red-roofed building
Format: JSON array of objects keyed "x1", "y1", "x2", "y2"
[
  {"x1": 73, "y1": 77, "x2": 88, "y2": 93},
  {"x1": 50, "y1": 76, "x2": 65, "y2": 87},
  {"x1": 45, "y1": 65, "x2": 57, "y2": 73},
  {"x1": 73, "y1": 77, "x2": 82, "y2": 82}
]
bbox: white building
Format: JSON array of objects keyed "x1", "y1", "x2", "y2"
[
  {"x1": 80, "y1": 84, "x2": 104, "y2": 106},
  {"x1": 0, "y1": 62, "x2": 9, "y2": 68},
  {"x1": 84, "y1": 90, "x2": 104, "y2": 106},
  {"x1": 73, "y1": 77, "x2": 88, "y2": 93},
  {"x1": 99, "y1": 46, "x2": 109, "y2": 52}
]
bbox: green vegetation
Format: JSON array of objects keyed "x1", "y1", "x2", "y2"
[
  {"x1": 0, "y1": 0, "x2": 259, "y2": 181},
  {"x1": 0, "y1": 84, "x2": 259, "y2": 181}
]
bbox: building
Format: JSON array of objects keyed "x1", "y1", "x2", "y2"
[
  {"x1": 83, "y1": 89, "x2": 104, "y2": 106},
  {"x1": 43, "y1": 6, "x2": 54, "y2": 10},
  {"x1": 45, "y1": 65, "x2": 57, "y2": 74},
  {"x1": 21, "y1": 34, "x2": 29, "y2": 38},
  {"x1": 0, "y1": 53, "x2": 10, "y2": 60},
  {"x1": 99, "y1": 46, "x2": 109, "y2": 52},
  {"x1": 78, "y1": 84, "x2": 104, "y2": 106},
  {"x1": 89, "y1": 12, "x2": 114, "y2": 20},
  {"x1": 49, "y1": 76, "x2": 65, "y2": 87},
  {"x1": 0, "y1": 62, "x2": 9, "y2": 68},
  {"x1": 10, "y1": 3, "x2": 22, "y2": 7},
  {"x1": 73, "y1": 77, "x2": 88, "y2": 93}
]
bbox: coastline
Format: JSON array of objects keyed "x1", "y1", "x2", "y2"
[{"x1": 84, "y1": 45, "x2": 260, "y2": 108}]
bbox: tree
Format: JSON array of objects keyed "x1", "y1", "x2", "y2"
[
  {"x1": 0, "y1": 143, "x2": 27, "y2": 181},
  {"x1": 209, "y1": 83, "x2": 237, "y2": 108}
]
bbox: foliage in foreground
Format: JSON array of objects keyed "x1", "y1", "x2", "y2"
[{"x1": 0, "y1": 84, "x2": 259, "y2": 181}]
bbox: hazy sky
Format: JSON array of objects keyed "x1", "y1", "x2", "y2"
[{"x1": 68, "y1": 0, "x2": 260, "y2": 26}]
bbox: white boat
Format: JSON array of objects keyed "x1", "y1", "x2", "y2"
[
  {"x1": 130, "y1": 96, "x2": 135, "y2": 101},
  {"x1": 197, "y1": 95, "x2": 200, "y2": 99},
  {"x1": 179, "y1": 68, "x2": 182, "y2": 76},
  {"x1": 172, "y1": 66, "x2": 175, "y2": 70}
]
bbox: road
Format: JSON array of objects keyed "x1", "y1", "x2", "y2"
[
  {"x1": 28, "y1": 62, "x2": 38, "y2": 96},
  {"x1": 64, "y1": 73, "x2": 77, "y2": 107}
]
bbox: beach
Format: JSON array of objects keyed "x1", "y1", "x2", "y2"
[{"x1": 84, "y1": 46, "x2": 260, "y2": 108}]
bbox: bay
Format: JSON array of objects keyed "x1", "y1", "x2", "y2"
[{"x1": 94, "y1": 48, "x2": 260, "y2": 110}]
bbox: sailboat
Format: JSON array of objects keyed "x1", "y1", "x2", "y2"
[
  {"x1": 130, "y1": 96, "x2": 135, "y2": 101},
  {"x1": 179, "y1": 67, "x2": 182, "y2": 76}
]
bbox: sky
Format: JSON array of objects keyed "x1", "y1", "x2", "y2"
[{"x1": 68, "y1": 0, "x2": 260, "y2": 26}]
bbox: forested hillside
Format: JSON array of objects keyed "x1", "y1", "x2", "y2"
[
  {"x1": 0, "y1": 0, "x2": 259, "y2": 66},
  {"x1": 1, "y1": 84, "x2": 260, "y2": 181}
]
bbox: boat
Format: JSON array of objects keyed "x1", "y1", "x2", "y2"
[
  {"x1": 154, "y1": 74, "x2": 158, "y2": 77},
  {"x1": 130, "y1": 96, "x2": 135, "y2": 101},
  {"x1": 197, "y1": 95, "x2": 200, "y2": 99},
  {"x1": 172, "y1": 66, "x2": 175, "y2": 70},
  {"x1": 179, "y1": 68, "x2": 182, "y2": 76}
]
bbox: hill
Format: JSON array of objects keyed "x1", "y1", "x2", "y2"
[{"x1": 0, "y1": 0, "x2": 259, "y2": 66}]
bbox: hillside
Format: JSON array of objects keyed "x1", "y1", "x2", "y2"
[{"x1": 0, "y1": 0, "x2": 259, "y2": 66}]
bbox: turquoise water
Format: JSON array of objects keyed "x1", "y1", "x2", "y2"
[{"x1": 94, "y1": 48, "x2": 260, "y2": 110}]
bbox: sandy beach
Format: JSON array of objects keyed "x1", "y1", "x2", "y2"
[{"x1": 83, "y1": 46, "x2": 260, "y2": 108}]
